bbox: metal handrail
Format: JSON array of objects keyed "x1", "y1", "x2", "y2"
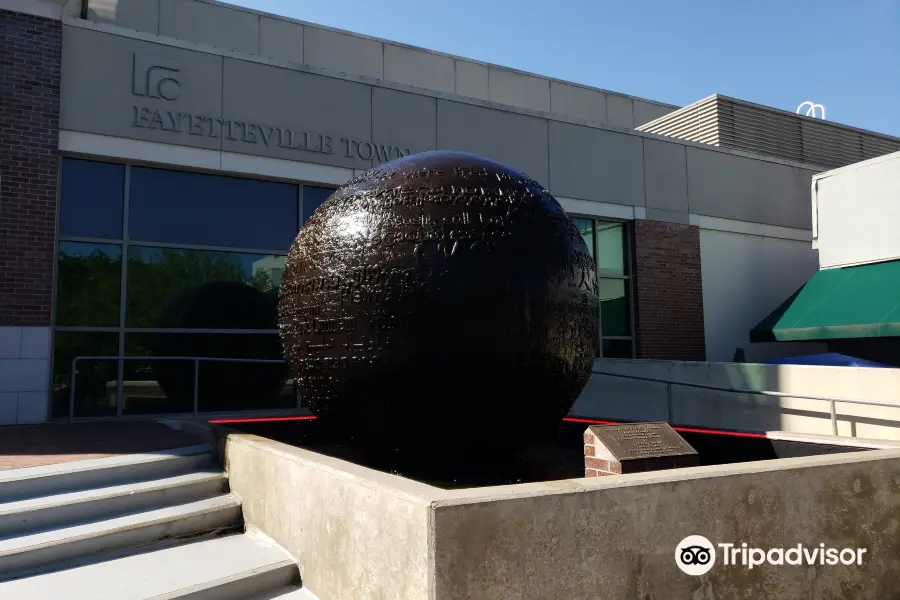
[
  {"x1": 591, "y1": 369, "x2": 900, "y2": 436},
  {"x1": 66, "y1": 357, "x2": 897, "y2": 435},
  {"x1": 69, "y1": 355, "x2": 290, "y2": 422}
]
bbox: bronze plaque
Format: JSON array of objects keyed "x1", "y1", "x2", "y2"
[{"x1": 589, "y1": 422, "x2": 697, "y2": 461}]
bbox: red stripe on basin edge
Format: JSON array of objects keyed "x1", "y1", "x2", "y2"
[
  {"x1": 562, "y1": 416, "x2": 768, "y2": 439},
  {"x1": 209, "y1": 415, "x2": 318, "y2": 424},
  {"x1": 211, "y1": 415, "x2": 767, "y2": 439}
]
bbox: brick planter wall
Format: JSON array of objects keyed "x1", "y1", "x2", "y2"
[
  {"x1": 0, "y1": 9, "x2": 62, "y2": 326},
  {"x1": 632, "y1": 220, "x2": 705, "y2": 361}
]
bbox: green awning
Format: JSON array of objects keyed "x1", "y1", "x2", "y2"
[{"x1": 750, "y1": 259, "x2": 900, "y2": 342}]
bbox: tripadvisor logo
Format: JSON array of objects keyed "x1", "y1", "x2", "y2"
[
  {"x1": 675, "y1": 535, "x2": 867, "y2": 576},
  {"x1": 675, "y1": 535, "x2": 716, "y2": 575}
]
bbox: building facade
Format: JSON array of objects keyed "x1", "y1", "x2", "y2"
[
  {"x1": 751, "y1": 150, "x2": 900, "y2": 366},
  {"x1": 6, "y1": 0, "x2": 890, "y2": 424}
]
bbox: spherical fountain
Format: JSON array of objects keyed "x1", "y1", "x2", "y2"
[{"x1": 279, "y1": 151, "x2": 598, "y2": 466}]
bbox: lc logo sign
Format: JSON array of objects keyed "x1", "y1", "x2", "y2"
[
  {"x1": 133, "y1": 53, "x2": 180, "y2": 100},
  {"x1": 127, "y1": 52, "x2": 412, "y2": 162}
]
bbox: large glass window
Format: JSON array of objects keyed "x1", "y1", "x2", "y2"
[
  {"x1": 599, "y1": 279, "x2": 631, "y2": 338},
  {"x1": 56, "y1": 242, "x2": 122, "y2": 327},
  {"x1": 302, "y1": 186, "x2": 334, "y2": 224},
  {"x1": 129, "y1": 167, "x2": 299, "y2": 251},
  {"x1": 122, "y1": 333, "x2": 290, "y2": 415},
  {"x1": 52, "y1": 331, "x2": 120, "y2": 419},
  {"x1": 575, "y1": 218, "x2": 595, "y2": 260},
  {"x1": 58, "y1": 159, "x2": 125, "y2": 239},
  {"x1": 596, "y1": 222, "x2": 626, "y2": 276},
  {"x1": 125, "y1": 247, "x2": 284, "y2": 328},
  {"x1": 52, "y1": 158, "x2": 334, "y2": 419},
  {"x1": 570, "y1": 217, "x2": 635, "y2": 359}
]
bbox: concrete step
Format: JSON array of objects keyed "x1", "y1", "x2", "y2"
[
  {"x1": 0, "y1": 470, "x2": 229, "y2": 538},
  {"x1": 0, "y1": 534, "x2": 299, "y2": 600},
  {"x1": 0, "y1": 494, "x2": 242, "y2": 581},
  {"x1": 0, "y1": 445, "x2": 217, "y2": 503},
  {"x1": 250, "y1": 587, "x2": 320, "y2": 600}
]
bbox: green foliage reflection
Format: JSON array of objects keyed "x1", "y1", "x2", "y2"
[
  {"x1": 56, "y1": 243, "x2": 122, "y2": 327},
  {"x1": 125, "y1": 247, "x2": 283, "y2": 328}
]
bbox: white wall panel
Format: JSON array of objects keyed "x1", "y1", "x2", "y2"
[
  {"x1": 700, "y1": 229, "x2": 819, "y2": 362},
  {"x1": 814, "y1": 151, "x2": 900, "y2": 268}
]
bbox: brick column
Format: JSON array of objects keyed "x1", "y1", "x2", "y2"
[
  {"x1": 0, "y1": 9, "x2": 61, "y2": 424},
  {"x1": 0, "y1": 9, "x2": 62, "y2": 326},
  {"x1": 631, "y1": 220, "x2": 705, "y2": 361},
  {"x1": 583, "y1": 429, "x2": 622, "y2": 477}
]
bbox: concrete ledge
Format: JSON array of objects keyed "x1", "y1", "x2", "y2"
[
  {"x1": 212, "y1": 422, "x2": 900, "y2": 600},
  {"x1": 430, "y1": 448, "x2": 900, "y2": 599},
  {"x1": 223, "y1": 432, "x2": 437, "y2": 600},
  {"x1": 0, "y1": 0, "x2": 66, "y2": 20},
  {"x1": 59, "y1": 131, "x2": 356, "y2": 186}
]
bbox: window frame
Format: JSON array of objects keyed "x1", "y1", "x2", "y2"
[
  {"x1": 52, "y1": 156, "x2": 337, "y2": 419},
  {"x1": 570, "y1": 215, "x2": 637, "y2": 360},
  {"x1": 58, "y1": 158, "x2": 126, "y2": 240},
  {"x1": 51, "y1": 158, "x2": 639, "y2": 418},
  {"x1": 126, "y1": 165, "x2": 301, "y2": 253}
]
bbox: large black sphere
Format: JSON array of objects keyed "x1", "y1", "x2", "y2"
[{"x1": 279, "y1": 151, "x2": 598, "y2": 451}]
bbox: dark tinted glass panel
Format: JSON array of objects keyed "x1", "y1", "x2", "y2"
[
  {"x1": 302, "y1": 186, "x2": 334, "y2": 224},
  {"x1": 56, "y1": 242, "x2": 122, "y2": 327},
  {"x1": 52, "y1": 332, "x2": 119, "y2": 418},
  {"x1": 121, "y1": 334, "x2": 192, "y2": 415},
  {"x1": 129, "y1": 167, "x2": 298, "y2": 251},
  {"x1": 125, "y1": 247, "x2": 284, "y2": 328},
  {"x1": 596, "y1": 222, "x2": 626, "y2": 275},
  {"x1": 602, "y1": 338, "x2": 633, "y2": 359},
  {"x1": 571, "y1": 217, "x2": 594, "y2": 259},
  {"x1": 59, "y1": 159, "x2": 125, "y2": 239},
  {"x1": 125, "y1": 333, "x2": 291, "y2": 414},
  {"x1": 599, "y1": 278, "x2": 631, "y2": 337}
]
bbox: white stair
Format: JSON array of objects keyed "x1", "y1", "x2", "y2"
[
  {"x1": 0, "y1": 444, "x2": 216, "y2": 502},
  {"x1": 0, "y1": 534, "x2": 308, "y2": 600},
  {"x1": 0, "y1": 443, "x2": 309, "y2": 598},
  {"x1": 0, "y1": 494, "x2": 242, "y2": 578},
  {"x1": 255, "y1": 588, "x2": 320, "y2": 599},
  {"x1": 0, "y1": 470, "x2": 228, "y2": 537}
]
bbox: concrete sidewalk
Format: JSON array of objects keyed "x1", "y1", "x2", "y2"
[{"x1": 0, "y1": 422, "x2": 202, "y2": 471}]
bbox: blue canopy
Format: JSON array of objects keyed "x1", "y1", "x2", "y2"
[{"x1": 765, "y1": 353, "x2": 890, "y2": 368}]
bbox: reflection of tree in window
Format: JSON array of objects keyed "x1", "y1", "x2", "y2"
[
  {"x1": 248, "y1": 255, "x2": 285, "y2": 292},
  {"x1": 56, "y1": 242, "x2": 122, "y2": 327},
  {"x1": 125, "y1": 247, "x2": 285, "y2": 328},
  {"x1": 54, "y1": 161, "x2": 303, "y2": 417}
]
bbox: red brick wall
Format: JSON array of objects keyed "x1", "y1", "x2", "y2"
[
  {"x1": 632, "y1": 220, "x2": 705, "y2": 361},
  {"x1": 0, "y1": 10, "x2": 61, "y2": 326}
]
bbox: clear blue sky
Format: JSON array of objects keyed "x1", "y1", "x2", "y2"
[{"x1": 230, "y1": 0, "x2": 900, "y2": 137}]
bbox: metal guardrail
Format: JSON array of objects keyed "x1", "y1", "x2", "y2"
[
  {"x1": 591, "y1": 370, "x2": 900, "y2": 437},
  {"x1": 67, "y1": 358, "x2": 897, "y2": 435},
  {"x1": 70, "y1": 355, "x2": 291, "y2": 422}
]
